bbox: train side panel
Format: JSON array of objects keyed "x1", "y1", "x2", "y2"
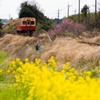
[
  {"x1": 15, "y1": 26, "x2": 36, "y2": 31},
  {"x1": 21, "y1": 26, "x2": 36, "y2": 31}
]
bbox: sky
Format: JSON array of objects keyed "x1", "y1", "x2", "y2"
[{"x1": 0, "y1": 0, "x2": 100, "y2": 19}]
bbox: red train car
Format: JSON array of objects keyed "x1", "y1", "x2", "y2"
[{"x1": 15, "y1": 17, "x2": 36, "y2": 36}]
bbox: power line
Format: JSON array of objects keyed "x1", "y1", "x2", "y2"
[
  {"x1": 43, "y1": 0, "x2": 98, "y2": 20},
  {"x1": 44, "y1": 10, "x2": 57, "y2": 14},
  {"x1": 72, "y1": 0, "x2": 77, "y2": 5}
]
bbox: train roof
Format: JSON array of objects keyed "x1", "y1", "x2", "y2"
[{"x1": 16, "y1": 17, "x2": 35, "y2": 21}]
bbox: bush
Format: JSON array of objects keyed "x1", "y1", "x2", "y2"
[
  {"x1": 2, "y1": 25, "x2": 16, "y2": 33},
  {"x1": 48, "y1": 19, "x2": 87, "y2": 37}
]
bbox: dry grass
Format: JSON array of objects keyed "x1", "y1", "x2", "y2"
[
  {"x1": 0, "y1": 33, "x2": 100, "y2": 70},
  {"x1": 2, "y1": 19, "x2": 17, "y2": 30},
  {"x1": 0, "y1": 34, "x2": 39, "y2": 60},
  {"x1": 42, "y1": 37, "x2": 100, "y2": 69},
  {"x1": 82, "y1": 35, "x2": 100, "y2": 44},
  {"x1": 0, "y1": 34, "x2": 51, "y2": 61}
]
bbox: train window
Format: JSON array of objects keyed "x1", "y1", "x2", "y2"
[
  {"x1": 31, "y1": 21, "x2": 34, "y2": 25},
  {"x1": 28, "y1": 21, "x2": 30, "y2": 25},
  {"x1": 23, "y1": 21, "x2": 26, "y2": 25}
]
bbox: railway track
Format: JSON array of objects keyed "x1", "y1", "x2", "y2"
[
  {"x1": 1, "y1": 32, "x2": 100, "y2": 46},
  {"x1": 78, "y1": 41, "x2": 100, "y2": 46},
  {"x1": 1, "y1": 31, "x2": 34, "y2": 37}
]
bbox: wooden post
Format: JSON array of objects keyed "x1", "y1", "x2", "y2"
[{"x1": 39, "y1": 41, "x2": 41, "y2": 59}]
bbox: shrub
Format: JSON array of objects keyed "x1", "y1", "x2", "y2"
[
  {"x1": 2, "y1": 25, "x2": 16, "y2": 33},
  {"x1": 48, "y1": 19, "x2": 87, "y2": 37}
]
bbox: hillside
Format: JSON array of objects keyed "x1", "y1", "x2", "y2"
[
  {"x1": 0, "y1": 33, "x2": 100, "y2": 70},
  {"x1": 2, "y1": 19, "x2": 16, "y2": 30}
]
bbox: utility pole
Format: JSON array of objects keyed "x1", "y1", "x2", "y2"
[
  {"x1": 58, "y1": 10, "x2": 60, "y2": 24},
  {"x1": 95, "y1": 0, "x2": 97, "y2": 23},
  {"x1": 87, "y1": 9, "x2": 90, "y2": 23},
  {"x1": 9, "y1": 14, "x2": 11, "y2": 20},
  {"x1": 78, "y1": 0, "x2": 80, "y2": 23},
  {"x1": 67, "y1": 5, "x2": 70, "y2": 18},
  {"x1": 58, "y1": 9, "x2": 61, "y2": 24},
  {"x1": 67, "y1": 4, "x2": 72, "y2": 19}
]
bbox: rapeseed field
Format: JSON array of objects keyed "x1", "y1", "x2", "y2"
[{"x1": 0, "y1": 56, "x2": 100, "y2": 100}]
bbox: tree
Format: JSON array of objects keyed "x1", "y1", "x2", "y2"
[
  {"x1": 19, "y1": 7, "x2": 34, "y2": 18},
  {"x1": 19, "y1": 2, "x2": 36, "y2": 18},
  {"x1": 0, "y1": 19, "x2": 3, "y2": 29},
  {"x1": 19, "y1": 1, "x2": 53, "y2": 32},
  {"x1": 81, "y1": 4, "x2": 89, "y2": 22}
]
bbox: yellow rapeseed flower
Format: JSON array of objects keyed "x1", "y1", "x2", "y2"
[
  {"x1": 7, "y1": 56, "x2": 100, "y2": 100},
  {"x1": 7, "y1": 70, "x2": 10, "y2": 73},
  {"x1": 66, "y1": 62, "x2": 70, "y2": 66},
  {"x1": 16, "y1": 58, "x2": 20, "y2": 63},
  {"x1": 0, "y1": 69, "x2": 3, "y2": 73},
  {"x1": 98, "y1": 70, "x2": 100, "y2": 73},
  {"x1": 25, "y1": 58, "x2": 29, "y2": 62}
]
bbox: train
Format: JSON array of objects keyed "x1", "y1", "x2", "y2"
[{"x1": 15, "y1": 17, "x2": 36, "y2": 36}]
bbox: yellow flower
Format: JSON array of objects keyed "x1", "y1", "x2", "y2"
[
  {"x1": 66, "y1": 62, "x2": 70, "y2": 66},
  {"x1": 19, "y1": 62, "x2": 23, "y2": 66},
  {"x1": 16, "y1": 58, "x2": 20, "y2": 63},
  {"x1": 7, "y1": 70, "x2": 10, "y2": 73},
  {"x1": 7, "y1": 57, "x2": 100, "y2": 100},
  {"x1": 99, "y1": 61, "x2": 100, "y2": 66},
  {"x1": 13, "y1": 71, "x2": 16, "y2": 74},
  {"x1": 61, "y1": 70, "x2": 65, "y2": 75},
  {"x1": 25, "y1": 58, "x2": 29, "y2": 62},
  {"x1": 98, "y1": 70, "x2": 100, "y2": 73},
  {"x1": 57, "y1": 62, "x2": 60, "y2": 64},
  {"x1": 51, "y1": 56, "x2": 54, "y2": 59},
  {"x1": 74, "y1": 71, "x2": 79, "y2": 76},
  {"x1": 0, "y1": 69, "x2": 3, "y2": 73},
  {"x1": 13, "y1": 65, "x2": 16, "y2": 68},
  {"x1": 86, "y1": 71, "x2": 92, "y2": 76}
]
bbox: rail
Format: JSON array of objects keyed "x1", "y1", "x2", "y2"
[{"x1": 78, "y1": 41, "x2": 100, "y2": 46}]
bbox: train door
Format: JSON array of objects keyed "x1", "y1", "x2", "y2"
[{"x1": 26, "y1": 20, "x2": 31, "y2": 31}]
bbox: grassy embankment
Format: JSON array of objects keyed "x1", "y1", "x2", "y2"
[{"x1": 0, "y1": 50, "x2": 15, "y2": 100}]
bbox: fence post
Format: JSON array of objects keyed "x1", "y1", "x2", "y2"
[
  {"x1": 39, "y1": 41, "x2": 41, "y2": 59},
  {"x1": 35, "y1": 41, "x2": 41, "y2": 59},
  {"x1": 47, "y1": 33, "x2": 52, "y2": 45}
]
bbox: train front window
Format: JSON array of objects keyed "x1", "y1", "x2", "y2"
[
  {"x1": 28, "y1": 21, "x2": 30, "y2": 25},
  {"x1": 23, "y1": 21, "x2": 26, "y2": 25},
  {"x1": 31, "y1": 21, "x2": 34, "y2": 25}
]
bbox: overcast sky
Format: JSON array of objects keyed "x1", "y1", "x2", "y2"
[{"x1": 0, "y1": 0, "x2": 100, "y2": 19}]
